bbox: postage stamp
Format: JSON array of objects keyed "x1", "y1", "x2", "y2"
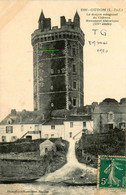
[{"x1": 98, "y1": 156, "x2": 126, "y2": 188}]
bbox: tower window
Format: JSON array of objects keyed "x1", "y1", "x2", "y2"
[
  {"x1": 73, "y1": 98, "x2": 76, "y2": 106},
  {"x1": 40, "y1": 82, "x2": 44, "y2": 87},
  {"x1": 72, "y1": 48, "x2": 76, "y2": 55},
  {"x1": 73, "y1": 81, "x2": 77, "y2": 89},
  {"x1": 51, "y1": 103, "x2": 54, "y2": 107},
  {"x1": 51, "y1": 69, "x2": 54, "y2": 74},
  {"x1": 61, "y1": 68, "x2": 65, "y2": 73},
  {"x1": 50, "y1": 85, "x2": 53, "y2": 90},
  {"x1": 73, "y1": 64, "x2": 76, "y2": 73}
]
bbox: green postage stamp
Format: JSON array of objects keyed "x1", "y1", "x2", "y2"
[{"x1": 98, "y1": 156, "x2": 126, "y2": 188}]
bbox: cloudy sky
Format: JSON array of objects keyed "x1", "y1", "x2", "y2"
[{"x1": 0, "y1": 0, "x2": 126, "y2": 120}]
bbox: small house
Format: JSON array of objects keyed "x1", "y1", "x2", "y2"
[{"x1": 39, "y1": 139, "x2": 56, "y2": 156}]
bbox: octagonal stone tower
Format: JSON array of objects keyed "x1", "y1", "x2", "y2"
[{"x1": 31, "y1": 11, "x2": 85, "y2": 113}]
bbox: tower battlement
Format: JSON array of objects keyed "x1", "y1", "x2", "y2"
[
  {"x1": 37, "y1": 10, "x2": 81, "y2": 31},
  {"x1": 31, "y1": 11, "x2": 84, "y2": 46}
]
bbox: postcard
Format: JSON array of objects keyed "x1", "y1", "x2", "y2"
[{"x1": 0, "y1": 0, "x2": 126, "y2": 195}]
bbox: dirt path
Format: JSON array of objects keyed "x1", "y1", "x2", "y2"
[{"x1": 38, "y1": 140, "x2": 97, "y2": 183}]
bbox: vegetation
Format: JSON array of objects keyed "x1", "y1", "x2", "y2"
[{"x1": 75, "y1": 129, "x2": 125, "y2": 168}]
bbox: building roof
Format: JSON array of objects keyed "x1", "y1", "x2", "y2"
[
  {"x1": 0, "y1": 110, "x2": 46, "y2": 125},
  {"x1": 51, "y1": 107, "x2": 92, "y2": 117},
  {"x1": 38, "y1": 10, "x2": 45, "y2": 22},
  {"x1": 100, "y1": 98, "x2": 119, "y2": 105},
  {"x1": 94, "y1": 105, "x2": 126, "y2": 114},
  {"x1": 74, "y1": 11, "x2": 80, "y2": 19},
  {"x1": 43, "y1": 119, "x2": 64, "y2": 125},
  {"x1": 93, "y1": 98, "x2": 126, "y2": 114},
  {"x1": 40, "y1": 139, "x2": 54, "y2": 146},
  {"x1": 43, "y1": 115, "x2": 92, "y2": 126},
  {"x1": 65, "y1": 115, "x2": 92, "y2": 121}
]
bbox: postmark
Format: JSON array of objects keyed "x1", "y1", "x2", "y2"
[{"x1": 98, "y1": 155, "x2": 126, "y2": 188}]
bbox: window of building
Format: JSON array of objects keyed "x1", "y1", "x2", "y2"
[
  {"x1": 119, "y1": 122, "x2": 126, "y2": 130},
  {"x1": 6, "y1": 126, "x2": 13, "y2": 134},
  {"x1": 40, "y1": 82, "x2": 44, "y2": 87},
  {"x1": 50, "y1": 85, "x2": 54, "y2": 90},
  {"x1": 51, "y1": 125, "x2": 55, "y2": 129},
  {"x1": 7, "y1": 118, "x2": 12, "y2": 124},
  {"x1": 63, "y1": 34, "x2": 66, "y2": 38},
  {"x1": 45, "y1": 148, "x2": 48, "y2": 153},
  {"x1": 70, "y1": 122, "x2": 73, "y2": 128},
  {"x1": 83, "y1": 122, "x2": 86, "y2": 128},
  {"x1": 51, "y1": 134, "x2": 54, "y2": 137},
  {"x1": 39, "y1": 77, "x2": 43, "y2": 81},
  {"x1": 73, "y1": 64, "x2": 76, "y2": 73},
  {"x1": 11, "y1": 136, "x2": 17, "y2": 142},
  {"x1": 26, "y1": 135, "x2": 32, "y2": 140},
  {"x1": 104, "y1": 123, "x2": 113, "y2": 130},
  {"x1": 61, "y1": 68, "x2": 65, "y2": 73},
  {"x1": 69, "y1": 132, "x2": 72, "y2": 138},
  {"x1": 73, "y1": 98, "x2": 76, "y2": 106},
  {"x1": 108, "y1": 112, "x2": 114, "y2": 121},
  {"x1": 72, "y1": 48, "x2": 76, "y2": 55},
  {"x1": 73, "y1": 81, "x2": 77, "y2": 89},
  {"x1": 51, "y1": 69, "x2": 54, "y2": 74},
  {"x1": 108, "y1": 124, "x2": 113, "y2": 130},
  {"x1": 35, "y1": 125, "x2": 39, "y2": 131},
  {"x1": 51, "y1": 103, "x2": 54, "y2": 107},
  {"x1": 2, "y1": 136, "x2": 6, "y2": 142}
]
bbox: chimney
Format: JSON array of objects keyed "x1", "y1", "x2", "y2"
[{"x1": 11, "y1": 109, "x2": 16, "y2": 115}]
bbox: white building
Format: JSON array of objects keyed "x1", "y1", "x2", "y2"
[
  {"x1": 0, "y1": 109, "x2": 45, "y2": 142},
  {"x1": 42, "y1": 119, "x2": 64, "y2": 139},
  {"x1": 64, "y1": 116, "x2": 93, "y2": 140},
  {"x1": 42, "y1": 116, "x2": 93, "y2": 140},
  {"x1": 0, "y1": 109, "x2": 93, "y2": 142}
]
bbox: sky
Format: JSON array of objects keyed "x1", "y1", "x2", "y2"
[{"x1": 0, "y1": 0, "x2": 126, "y2": 121}]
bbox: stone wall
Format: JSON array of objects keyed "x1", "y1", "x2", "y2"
[{"x1": 0, "y1": 139, "x2": 69, "y2": 182}]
